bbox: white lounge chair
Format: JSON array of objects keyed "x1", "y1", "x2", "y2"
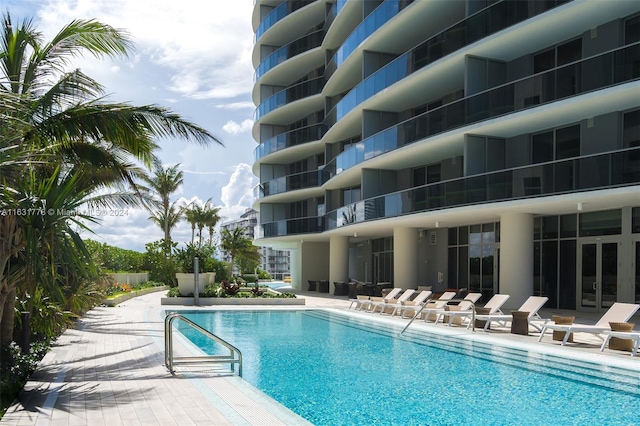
[
  {"x1": 434, "y1": 293, "x2": 482, "y2": 325},
  {"x1": 469, "y1": 296, "x2": 549, "y2": 332},
  {"x1": 538, "y1": 302, "x2": 640, "y2": 346},
  {"x1": 441, "y1": 294, "x2": 511, "y2": 328},
  {"x1": 348, "y1": 295, "x2": 371, "y2": 310},
  {"x1": 369, "y1": 289, "x2": 415, "y2": 314},
  {"x1": 420, "y1": 291, "x2": 458, "y2": 323},
  {"x1": 350, "y1": 287, "x2": 401, "y2": 311},
  {"x1": 600, "y1": 330, "x2": 640, "y2": 356},
  {"x1": 390, "y1": 290, "x2": 433, "y2": 318}
]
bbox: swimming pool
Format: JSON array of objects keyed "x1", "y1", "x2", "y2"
[{"x1": 176, "y1": 310, "x2": 639, "y2": 425}]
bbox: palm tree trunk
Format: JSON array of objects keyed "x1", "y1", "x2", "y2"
[
  {"x1": 0, "y1": 215, "x2": 22, "y2": 350},
  {"x1": 0, "y1": 285, "x2": 15, "y2": 349}
]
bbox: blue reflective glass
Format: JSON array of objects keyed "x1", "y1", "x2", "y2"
[
  {"x1": 332, "y1": 0, "x2": 402, "y2": 70},
  {"x1": 255, "y1": 2, "x2": 287, "y2": 40}
]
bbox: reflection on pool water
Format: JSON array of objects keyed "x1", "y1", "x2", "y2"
[{"x1": 177, "y1": 310, "x2": 639, "y2": 425}]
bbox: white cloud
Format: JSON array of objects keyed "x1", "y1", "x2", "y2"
[
  {"x1": 215, "y1": 102, "x2": 255, "y2": 110},
  {"x1": 33, "y1": 0, "x2": 255, "y2": 100},
  {"x1": 220, "y1": 163, "x2": 256, "y2": 220},
  {"x1": 223, "y1": 119, "x2": 254, "y2": 135}
]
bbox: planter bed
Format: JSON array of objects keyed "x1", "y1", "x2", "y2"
[
  {"x1": 102, "y1": 286, "x2": 168, "y2": 306},
  {"x1": 160, "y1": 296, "x2": 305, "y2": 306}
]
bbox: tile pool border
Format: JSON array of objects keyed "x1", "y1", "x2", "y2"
[{"x1": 166, "y1": 305, "x2": 640, "y2": 377}]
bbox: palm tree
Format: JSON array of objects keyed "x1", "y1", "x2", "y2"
[
  {"x1": 142, "y1": 162, "x2": 184, "y2": 254},
  {"x1": 220, "y1": 227, "x2": 253, "y2": 277},
  {"x1": 0, "y1": 13, "x2": 222, "y2": 349},
  {"x1": 202, "y1": 202, "x2": 223, "y2": 246},
  {"x1": 184, "y1": 205, "x2": 199, "y2": 244}
]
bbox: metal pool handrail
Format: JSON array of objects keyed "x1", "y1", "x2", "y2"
[
  {"x1": 399, "y1": 299, "x2": 476, "y2": 335},
  {"x1": 164, "y1": 312, "x2": 243, "y2": 376}
]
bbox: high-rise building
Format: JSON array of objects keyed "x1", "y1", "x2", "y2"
[
  {"x1": 220, "y1": 209, "x2": 291, "y2": 280},
  {"x1": 251, "y1": 0, "x2": 640, "y2": 312}
]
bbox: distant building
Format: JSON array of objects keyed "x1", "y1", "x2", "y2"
[{"x1": 220, "y1": 209, "x2": 291, "y2": 280}]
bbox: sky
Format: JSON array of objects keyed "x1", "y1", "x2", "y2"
[{"x1": 3, "y1": 0, "x2": 258, "y2": 252}]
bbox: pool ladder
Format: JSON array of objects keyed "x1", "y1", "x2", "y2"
[{"x1": 164, "y1": 312, "x2": 243, "y2": 376}]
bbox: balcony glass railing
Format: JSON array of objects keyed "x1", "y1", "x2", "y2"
[
  {"x1": 325, "y1": 147, "x2": 640, "y2": 230},
  {"x1": 326, "y1": 0, "x2": 405, "y2": 78},
  {"x1": 255, "y1": 169, "x2": 331, "y2": 199},
  {"x1": 254, "y1": 123, "x2": 327, "y2": 162},
  {"x1": 255, "y1": 1, "x2": 318, "y2": 41},
  {"x1": 256, "y1": 29, "x2": 324, "y2": 80},
  {"x1": 258, "y1": 147, "x2": 639, "y2": 237},
  {"x1": 323, "y1": 43, "x2": 640, "y2": 177},
  {"x1": 255, "y1": 77, "x2": 326, "y2": 121},
  {"x1": 261, "y1": 216, "x2": 324, "y2": 238},
  {"x1": 325, "y1": 0, "x2": 572, "y2": 127},
  {"x1": 255, "y1": 2, "x2": 287, "y2": 41}
]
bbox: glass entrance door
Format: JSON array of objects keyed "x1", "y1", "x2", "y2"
[{"x1": 578, "y1": 240, "x2": 620, "y2": 312}]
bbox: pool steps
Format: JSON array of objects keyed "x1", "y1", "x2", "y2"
[{"x1": 302, "y1": 310, "x2": 640, "y2": 396}]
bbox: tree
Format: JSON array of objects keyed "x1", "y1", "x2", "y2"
[
  {"x1": 220, "y1": 227, "x2": 255, "y2": 277},
  {"x1": 202, "y1": 202, "x2": 223, "y2": 246},
  {"x1": 0, "y1": 13, "x2": 222, "y2": 350},
  {"x1": 143, "y1": 162, "x2": 184, "y2": 254},
  {"x1": 184, "y1": 205, "x2": 199, "y2": 244}
]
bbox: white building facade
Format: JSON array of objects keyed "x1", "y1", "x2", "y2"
[
  {"x1": 251, "y1": 0, "x2": 640, "y2": 312},
  {"x1": 220, "y1": 209, "x2": 291, "y2": 280}
]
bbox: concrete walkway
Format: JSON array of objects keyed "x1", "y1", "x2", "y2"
[{"x1": 1, "y1": 290, "x2": 638, "y2": 425}]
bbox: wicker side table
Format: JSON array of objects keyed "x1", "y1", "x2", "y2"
[
  {"x1": 511, "y1": 311, "x2": 530, "y2": 335},
  {"x1": 608, "y1": 322, "x2": 635, "y2": 352},
  {"x1": 552, "y1": 315, "x2": 574, "y2": 342}
]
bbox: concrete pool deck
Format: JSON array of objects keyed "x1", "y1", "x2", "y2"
[{"x1": 1, "y1": 290, "x2": 638, "y2": 425}]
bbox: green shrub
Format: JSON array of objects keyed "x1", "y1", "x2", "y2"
[
  {"x1": 166, "y1": 287, "x2": 180, "y2": 297},
  {"x1": 1, "y1": 341, "x2": 50, "y2": 414}
]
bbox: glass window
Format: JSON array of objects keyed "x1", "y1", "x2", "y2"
[
  {"x1": 470, "y1": 224, "x2": 482, "y2": 245},
  {"x1": 633, "y1": 207, "x2": 640, "y2": 233},
  {"x1": 534, "y1": 48, "x2": 555, "y2": 73},
  {"x1": 532, "y1": 131, "x2": 553, "y2": 163},
  {"x1": 557, "y1": 38, "x2": 582, "y2": 66},
  {"x1": 623, "y1": 109, "x2": 640, "y2": 148},
  {"x1": 459, "y1": 226, "x2": 469, "y2": 245},
  {"x1": 427, "y1": 163, "x2": 441, "y2": 183},
  {"x1": 448, "y1": 228, "x2": 458, "y2": 246},
  {"x1": 579, "y1": 210, "x2": 622, "y2": 237},
  {"x1": 560, "y1": 214, "x2": 577, "y2": 238},
  {"x1": 625, "y1": 15, "x2": 640, "y2": 44},
  {"x1": 555, "y1": 125, "x2": 580, "y2": 159},
  {"x1": 413, "y1": 167, "x2": 426, "y2": 186},
  {"x1": 543, "y1": 216, "x2": 558, "y2": 239}
]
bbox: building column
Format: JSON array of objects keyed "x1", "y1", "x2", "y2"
[
  {"x1": 393, "y1": 227, "x2": 418, "y2": 289},
  {"x1": 329, "y1": 236, "x2": 349, "y2": 293},
  {"x1": 499, "y1": 213, "x2": 534, "y2": 309}
]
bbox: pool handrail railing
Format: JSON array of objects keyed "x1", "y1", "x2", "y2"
[{"x1": 164, "y1": 312, "x2": 243, "y2": 376}]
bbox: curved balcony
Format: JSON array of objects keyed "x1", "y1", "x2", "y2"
[
  {"x1": 255, "y1": 77, "x2": 326, "y2": 121},
  {"x1": 325, "y1": 0, "x2": 571, "y2": 127},
  {"x1": 323, "y1": 43, "x2": 640, "y2": 177},
  {"x1": 255, "y1": 169, "x2": 331, "y2": 199},
  {"x1": 255, "y1": 1, "x2": 319, "y2": 41},
  {"x1": 261, "y1": 216, "x2": 324, "y2": 238},
  {"x1": 254, "y1": 123, "x2": 327, "y2": 162},
  {"x1": 255, "y1": 2, "x2": 287, "y2": 41},
  {"x1": 326, "y1": 0, "x2": 405, "y2": 79},
  {"x1": 325, "y1": 147, "x2": 640, "y2": 230},
  {"x1": 256, "y1": 30, "x2": 324, "y2": 81}
]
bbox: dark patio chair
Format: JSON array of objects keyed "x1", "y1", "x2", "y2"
[{"x1": 307, "y1": 280, "x2": 317, "y2": 291}]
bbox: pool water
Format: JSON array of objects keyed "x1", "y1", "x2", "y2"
[{"x1": 177, "y1": 310, "x2": 639, "y2": 425}]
